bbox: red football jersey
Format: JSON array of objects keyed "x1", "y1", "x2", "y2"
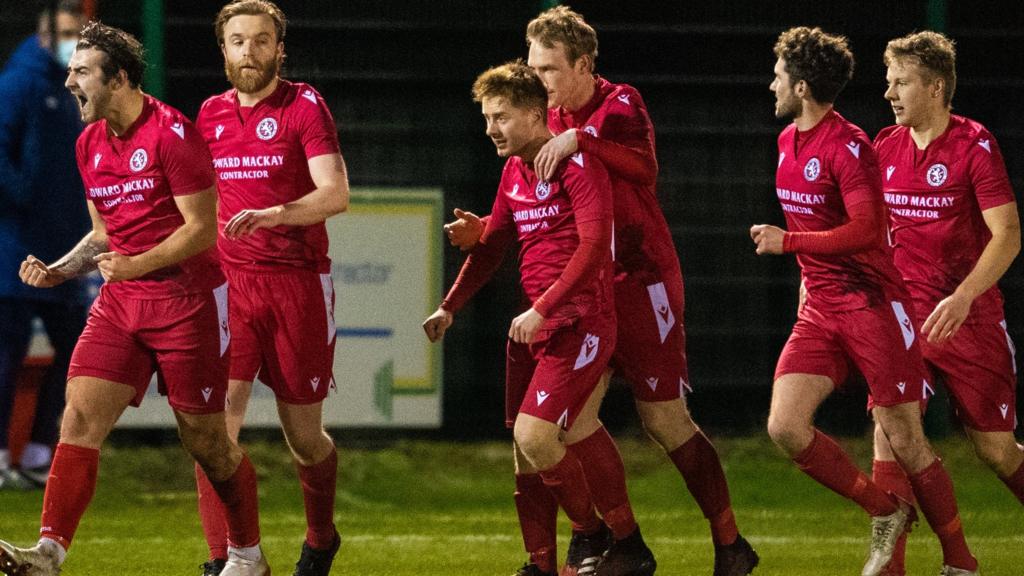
[
  {"x1": 196, "y1": 80, "x2": 341, "y2": 273},
  {"x1": 548, "y1": 77, "x2": 682, "y2": 304},
  {"x1": 774, "y1": 110, "x2": 907, "y2": 311},
  {"x1": 443, "y1": 153, "x2": 614, "y2": 326},
  {"x1": 875, "y1": 115, "x2": 1015, "y2": 324},
  {"x1": 76, "y1": 95, "x2": 222, "y2": 299}
]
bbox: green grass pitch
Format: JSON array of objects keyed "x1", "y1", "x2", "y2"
[{"x1": 0, "y1": 435, "x2": 1020, "y2": 575}]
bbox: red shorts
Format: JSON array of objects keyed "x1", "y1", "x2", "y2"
[
  {"x1": 611, "y1": 277, "x2": 690, "y2": 402},
  {"x1": 225, "y1": 268, "x2": 336, "y2": 404},
  {"x1": 505, "y1": 314, "x2": 616, "y2": 429},
  {"x1": 775, "y1": 300, "x2": 929, "y2": 408},
  {"x1": 920, "y1": 320, "x2": 1017, "y2": 432},
  {"x1": 68, "y1": 284, "x2": 230, "y2": 414}
]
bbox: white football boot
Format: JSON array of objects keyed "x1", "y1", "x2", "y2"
[
  {"x1": 862, "y1": 501, "x2": 914, "y2": 576},
  {"x1": 939, "y1": 565, "x2": 979, "y2": 576},
  {"x1": 0, "y1": 539, "x2": 61, "y2": 576},
  {"x1": 221, "y1": 546, "x2": 270, "y2": 576}
]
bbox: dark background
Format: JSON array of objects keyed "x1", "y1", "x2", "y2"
[{"x1": 3, "y1": 0, "x2": 1021, "y2": 440}]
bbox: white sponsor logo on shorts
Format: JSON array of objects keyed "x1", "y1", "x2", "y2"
[
  {"x1": 557, "y1": 409, "x2": 569, "y2": 428},
  {"x1": 922, "y1": 379, "x2": 935, "y2": 398},
  {"x1": 645, "y1": 377, "x2": 659, "y2": 392},
  {"x1": 647, "y1": 282, "x2": 675, "y2": 344},
  {"x1": 201, "y1": 388, "x2": 213, "y2": 403},
  {"x1": 890, "y1": 301, "x2": 915, "y2": 350},
  {"x1": 213, "y1": 283, "x2": 230, "y2": 357},
  {"x1": 896, "y1": 381, "x2": 906, "y2": 394},
  {"x1": 311, "y1": 376, "x2": 321, "y2": 392},
  {"x1": 573, "y1": 334, "x2": 600, "y2": 370},
  {"x1": 1000, "y1": 403, "x2": 1010, "y2": 419},
  {"x1": 536, "y1": 390, "x2": 549, "y2": 406}
]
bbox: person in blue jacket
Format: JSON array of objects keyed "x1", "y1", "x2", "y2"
[{"x1": 0, "y1": 0, "x2": 89, "y2": 490}]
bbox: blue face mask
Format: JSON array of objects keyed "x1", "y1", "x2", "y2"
[{"x1": 56, "y1": 39, "x2": 77, "y2": 67}]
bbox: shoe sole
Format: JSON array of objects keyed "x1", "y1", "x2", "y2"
[{"x1": 0, "y1": 547, "x2": 27, "y2": 576}]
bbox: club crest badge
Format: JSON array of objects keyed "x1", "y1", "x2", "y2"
[
  {"x1": 535, "y1": 180, "x2": 551, "y2": 201},
  {"x1": 129, "y1": 148, "x2": 148, "y2": 172},
  {"x1": 256, "y1": 117, "x2": 278, "y2": 141},
  {"x1": 803, "y1": 157, "x2": 821, "y2": 181},
  {"x1": 926, "y1": 163, "x2": 948, "y2": 187}
]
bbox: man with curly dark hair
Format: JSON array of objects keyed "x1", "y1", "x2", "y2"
[
  {"x1": 0, "y1": 21, "x2": 268, "y2": 576},
  {"x1": 751, "y1": 26, "x2": 979, "y2": 576}
]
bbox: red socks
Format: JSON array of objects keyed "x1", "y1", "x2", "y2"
[
  {"x1": 909, "y1": 459, "x2": 977, "y2": 572},
  {"x1": 538, "y1": 451, "x2": 601, "y2": 535},
  {"x1": 196, "y1": 462, "x2": 229, "y2": 560},
  {"x1": 873, "y1": 459, "x2": 915, "y2": 575},
  {"x1": 205, "y1": 454, "x2": 261, "y2": 548},
  {"x1": 669, "y1": 433, "x2": 738, "y2": 545},
  {"x1": 793, "y1": 430, "x2": 897, "y2": 517},
  {"x1": 1000, "y1": 458, "x2": 1024, "y2": 505},
  {"x1": 40, "y1": 443, "x2": 99, "y2": 550},
  {"x1": 296, "y1": 448, "x2": 339, "y2": 550},
  {"x1": 568, "y1": 427, "x2": 637, "y2": 540},
  {"x1": 514, "y1": 473, "x2": 558, "y2": 573}
]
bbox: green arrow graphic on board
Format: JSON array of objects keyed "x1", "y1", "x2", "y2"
[{"x1": 374, "y1": 359, "x2": 394, "y2": 420}]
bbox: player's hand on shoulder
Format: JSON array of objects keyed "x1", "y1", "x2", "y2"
[
  {"x1": 535, "y1": 129, "x2": 578, "y2": 181},
  {"x1": 750, "y1": 224, "x2": 785, "y2": 255},
  {"x1": 19, "y1": 255, "x2": 65, "y2": 288},
  {"x1": 921, "y1": 291, "x2": 971, "y2": 343},
  {"x1": 444, "y1": 208, "x2": 483, "y2": 251},
  {"x1": 422, "y1": 307, "x2": 454, "y2": 342},
  {"x1": 94, "y1": 251, "x2": 143, "y2": 283},
  {"x1": 224, "y1": 206, "x2": 286, "y2": 239},
  {"x1": 508, "y1": 307, "x2": 544, "y2": 345}
]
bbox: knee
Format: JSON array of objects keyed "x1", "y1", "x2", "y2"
[
  {"x1": 513, "y1": 420, "x2": 558, "y2": 464},
  {"x1": 640, "y1": 404, "x2": 696, "y2": 451},
  {"x1": 766, "y1": 413, "x2": 804, "y2": 455},
  {"x1": 180, "y1": 422, "x2": 230, "y2": 465},
  {"x1": 59, "y1": 402, "x2": 100, "y2": 446},
  {"x1": 287, "y1": 427, "x2": 333, "y2": 466},
  {"x1": 971, "y1": 440, "x2": 1020, "y2": 477}
]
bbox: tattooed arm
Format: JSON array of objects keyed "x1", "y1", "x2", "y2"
[{"x1": 20, "y1": 202, "x2": 108, "y2": 288}]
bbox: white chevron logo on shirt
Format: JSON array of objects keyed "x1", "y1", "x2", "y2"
[
  {"x1": 93, "y1": 153, "x2": 102, "y2": 168},
  {"x1": 886, "y1": 165, "x2": 895, "y2": 181},
  {"x1": 979, "y1": 139, "x2": 991, "y2": 153},
  {"x1": 778, "y1": 152, "x2": 786, "y2": 167},
  {"x1": 215, "y1": 125, "x2": 225, "y2": 140},
  {"x1": 616, "y1": 94, "x2": 630, "y2": 106},
  {"x1": 170, "y1": 122, "x2": 185, "y2": 140},
  {"x1": 846, "y1": 141, "x2": 860, "y2": 158},
  {"x1": 571, "y1": 152, "x2": 584, "y2": 167},
  {"x1": 302, "y1": 89, "x2": 317, "y2": 104}
]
